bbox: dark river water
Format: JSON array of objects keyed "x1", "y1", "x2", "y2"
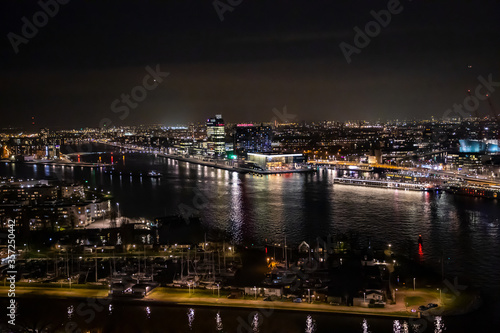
[
  {"x1": 1, "y1": 144, "x2": 500, "y2": 331},
  {"x1": 0, "y1": 297, "x2": 496, "y2": 333}
]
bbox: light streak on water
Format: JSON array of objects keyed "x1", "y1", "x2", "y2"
[
  {"x1": 362, "y1": 318, "x2": 370, "y2": 333},
  {"x1": 402, "y1": 321, "x2": 409, "y2": 333},
  {"x1": 434, "y1": 316, "x2": 445, "y2": 333},
  {"x1": 216, "y1": 311, "x2": 223, "y2": 331},
  {"x1": 393, "y1": 320, "x2": 401, "y2": 333},
  {"x1": 187, "y1": 308, "x2": 195, "y2": 330},
  {"x1": 305, "y1": 314, "x2": 316, "y2": 333},
  {"x1": 252, "y1": 313, "x2": 260, "y2": 333},
  {"x1": 67, "y1": 305, "x2": 74, "y2": 320}
]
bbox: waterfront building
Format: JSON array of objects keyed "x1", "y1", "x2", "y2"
[
  {"x1": 445, "y1": 152, "x2": 484, "y2": 173},
  {"x1": 459, "y1": 139, "x2": 499, "y2": 153},
  {"x1": 233, "y1": 124, "x2": 273, "y2": 156},
  {"x1": 246, "y1": 152, "x2": 305, "y2": 170},
  {"x1": 206, "y1": 114, "x2": 226, "y2": 156}
]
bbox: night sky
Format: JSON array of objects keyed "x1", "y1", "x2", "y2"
[{"x1": 1, "y1": 0, "x2": 499, "y2": 129}]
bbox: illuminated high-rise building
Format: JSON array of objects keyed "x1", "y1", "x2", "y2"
[
  {"x1": 206, "y1": 114, "x2": 225, "y2": 155},
  {"x1": 233, "y1": 124, "x2": 273, "y2": 156}
]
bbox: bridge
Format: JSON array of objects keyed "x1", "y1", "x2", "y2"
[{"x1": 65, "y1": 152, "x2": 108, "y2": 156}]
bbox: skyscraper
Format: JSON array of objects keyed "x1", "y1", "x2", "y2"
[{"x1": 206, "y1": 114, "x2": 225, "y2": 155}]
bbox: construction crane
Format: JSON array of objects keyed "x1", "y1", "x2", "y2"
[
  {"x1": 466, "y1": 89, "x2": 485, "y2": 140},
  {"x1": 486, "y1": 94, "x2": 498, "y2": 119},
  {"x1": 467, "y1": 89, "x2": 482, "y2": 119},
  {"x1": 486, "y1": 94, "x2": 500, "y2": 141}
]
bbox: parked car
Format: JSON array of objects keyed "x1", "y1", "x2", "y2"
[
  {"x1": 418, "y1": 305, "x2": 429, "y2": 311},
  {"x1": 293, "y1": 298, "x2": 302, "y2": 303},
  {"x1": 427, "y1": 303, "x2": 438, "y2": 308}
]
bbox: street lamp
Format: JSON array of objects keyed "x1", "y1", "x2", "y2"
[
  {"x1": 413, "y1": 277, "x2": 416, "y2": 291},
  {"x1": 308, "y1": 289, "x2": 311, "y2": 303},
  {"x1": 217, "y1": 283, "x2": 220, "y2": 298},
  {"x1": 437, "y1": 288, "x2": 442, "y2": 305},
  {"x1": 254, "y1": 286, "x2": 257, "y2": 300}
]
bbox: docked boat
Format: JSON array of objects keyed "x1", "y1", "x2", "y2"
[{"x1": 445, "y1": 185, "x2": 499, "y2": 199}]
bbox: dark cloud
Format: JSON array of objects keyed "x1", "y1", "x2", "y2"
[{"x1": 1, "y1": 0, "x2": 499, "y2": 128}]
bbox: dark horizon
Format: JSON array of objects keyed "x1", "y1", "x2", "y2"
[{"x1": 1, "y1": 0, "x2": 499, "y2": 129}]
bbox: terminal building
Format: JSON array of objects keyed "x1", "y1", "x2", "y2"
[{"x1": 246, "y1": 152, "x2": 305, "y2": 171}]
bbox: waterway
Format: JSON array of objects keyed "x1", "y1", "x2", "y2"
[
  {"x1": 1, "y1": 144, "x2": 499, "y2": 331},
  {"x1": 0, "y1": 296, "x2": 492, "y2": 332}
]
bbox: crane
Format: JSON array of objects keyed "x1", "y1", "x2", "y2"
[
  {"x1": 467, "y1": 89, "x2": 484, "y2": 139},
  {"x1": 467, "y1": 89, "x2": 482, "y2": 119},
  {"x1": 485, "y1": 94, "x2": 500, "y2": 142}
]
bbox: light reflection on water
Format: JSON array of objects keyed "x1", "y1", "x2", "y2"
[
  {"x1": 2, "y1": 150, "x2": 500, "y2": 292},
  {"x1": 187, "y1": 308, "x2": 195, "y2": 330},
  {"x1": 1, "y1": 147, "x2": 499, "y2": 331},
  {"x1": 3, "y1": 298, "x2": 453, "y2": 333},
  {"x1": 215, "y1": 311, "x2": 223, "y2": 332},
  {"x1": 305, "y1": 314, "x2": 316, "y2": 333}
]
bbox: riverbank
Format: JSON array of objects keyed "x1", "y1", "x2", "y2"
[
  {"x1": 1, "y1": 159, "x2": 110, "y2": 168},
  {"x1": 2, "y1": 285, "x2": 478, "y2": 319},
  {"x1": 100, "y1": 141, "x2": 314, "y2": 175},
  {"x1": 156, "y1": 153, "x2": 314, "y2": 175}
]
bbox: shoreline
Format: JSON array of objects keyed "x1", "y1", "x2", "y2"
[
  {"x1": 103, "y1": 141, "x2": 315, "y2": 175},
  {"x1": 0, "y1": 286, "x2": 414, "y2": 319},
  {"x1": 4, "y1": 286, "x2": 477, "y2": 319},
  {"x1": 157, "y1": 153, "x2": 315, "y2": 175},
  {"x1": 1, "y1": 159, "x2": 110, "y2": 168}
]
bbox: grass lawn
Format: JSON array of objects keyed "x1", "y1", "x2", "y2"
[
  {"x1": 0, "y1": 285, "x2": 108, "y2": 298},
  {"x1": 150, "y1": 287, "x2": 229, "y2": 299},
  {"x1": 442, "y1": 289, "x2": 477, "y2": 312},
  {"x1": 405, "y1": 296, "x2": 426, "y2": 307},
  {"x1": 12, "y1": 282, "x2": 108, "y2": 289}
]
